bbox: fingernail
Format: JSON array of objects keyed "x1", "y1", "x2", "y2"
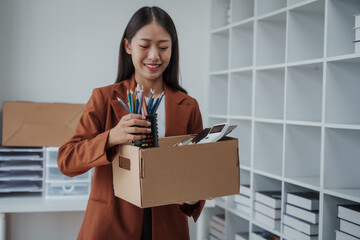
[
  {"x1": 147, "y1": 128, "x2": 151, "y2": 132},
  {"x1": 147, "y1": 122, "x2": 151, "y2": 126},
  {"x1": 142, "y1": 116, "x2": 146, "y2": 119}
]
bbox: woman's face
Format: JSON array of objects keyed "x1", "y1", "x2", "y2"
[{"x1": 125, "y1": 21, "x2": 172, "y2": 84}]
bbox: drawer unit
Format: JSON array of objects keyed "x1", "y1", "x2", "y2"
[
  {"x1": 46, "y1": 167, "x2": 91, "y2": 181},
  {"x1": 0, "y1": 147, "x2": 45, "y2": 194},
  {"x1": 45, "y1": 147, "x2": 93, "y2": 198},
  {"x1": 46, "y1": 182, "x2": 90, "y2": 197}
]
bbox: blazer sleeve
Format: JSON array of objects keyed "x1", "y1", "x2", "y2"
[
  {"x1": 57, "y1": 88, "x2": 114, "y2": 177},
  {"x1": 179, "y1": 98, "x2": 206, "y2": 222}
]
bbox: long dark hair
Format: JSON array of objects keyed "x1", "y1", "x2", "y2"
[{"x1": 115, "y1": 6, "x2": 187, "y2": 94}]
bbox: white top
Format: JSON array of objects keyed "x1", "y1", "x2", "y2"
[{"x1": 145, "y1": 96, "x2": 165, "y2": 138}]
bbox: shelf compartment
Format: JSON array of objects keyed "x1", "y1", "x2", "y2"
[
  {"x1": 208, "y1": 74, "x2": 228, "y2": 116},
  {"x1": 287, "y1": 0, "x2": 325, "y2": 62},
  {"x1": 256, "y1": 0, "x2": 287, "y2": 17},
  {"x1": 230, "y1": 22, "x2": 254, "y2": 69},
  {"x1": 255, "y1": 68, "x2": 285, "y2": 119},
  {"x1": 322, "y1": 194, "x2": 356, "y2": 240},
  {"x1": 211, "y1": 0, "x2": 231, "y2": 30},
  {"x1": 0, "y1": 170, "x2": 43, "y2": 181},
  {"x1": 286, "y1": 63, "x2": 323, "y2": 122},
  {"x1": 229, "y1": 71, "x2": 252, "y2": 116},
  {"x1": 325, "y1": 61, "x2": 360, "y2": 125},
  {"x1": 229, "y1": 119, "x2": 252, "y2": 167},
  {"x1": 240, "y1": 169, "x2": 251, "y2": 189},
  {"x1": 284, "y1": 124, "x2": 321, "y2": 188},
  {"x1": 210, "y1": 29, "x2": 230, "y2": 72},
  {"x1": 327, "y1": 0, "x2": 360, "y2": 57},
  {"x1": 253, "y1": 174, "x2": 282, "y2": 196},
  {"x1": 0, "y1": 181, "x2": 43, "y2": 193},
  {"x1": 231, "y1": 0, "x2": 254, "y2": 23},
  {"x1": 228, "y1": 169, "x2": 251, "y2": 218},
  {"x1": 325, "y1": 189, "x2": 360, "y2": 204},
  {"x1": 253, "y1": 174, "x2": 282, "y2": 232},
  {"x1": 283, "y1": 182, "x2": 320, "y2": 217},
  {"x1": 254, "y1": 122, "x2": 283, "y2": 176},
  {"x1": 256, "y1": 13, "x2": 286, "y2": 66},
  {"x1": 0, "y1": 160, "x2": 43, "y2": 171},
  {"x1": 251, "y1": 226, "x2": 280, "y2": 240},
  {"x1": 324, "y1": 128, "x2": 360, "y2": 200},
  {"x1": 226, "y1": 212, "x2": 249, "y2": 240},
  {"x1": 200, "y1": 207, "x2": 225, "y2": 240}
]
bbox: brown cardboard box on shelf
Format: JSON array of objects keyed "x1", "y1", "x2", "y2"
[
  {"x1": 112, "y1": 135, "x2": 240, "y2": 208},
  {"x1": 2, "y1": 101, "x2": 85, "y2": 147}
]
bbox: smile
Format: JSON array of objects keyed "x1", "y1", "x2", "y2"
[{"x1": 144, "y1": 64, "x2": 161, "y2": 71}]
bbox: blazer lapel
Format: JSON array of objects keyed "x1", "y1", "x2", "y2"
[
  {"x1": 111, "y1": 76, "x2": 137, "y2": 121},
  {"x1": 164, "y1": 85, "x2": 192, "y2": 137}
]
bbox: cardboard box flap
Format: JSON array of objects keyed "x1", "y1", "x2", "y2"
[
  {"x1": 112, "y1": 145, "x2": 142, "y2": 206},
  {"x1": 2, "y1": 102, "x2": 85, "y2": 146},
  {"x1": 139, "y1": 138, "x2": 239, "y2": 207},
  {"x1": 158, "y1": 134, "x2": 195, "y2": 147}
]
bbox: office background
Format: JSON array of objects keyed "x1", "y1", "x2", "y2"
[
  {"x1": 1, "y1": 0, "x2": 360, "y2": 239},
  {"x1": 0, "y1": 0, "x2": 210, "y2": 239}
]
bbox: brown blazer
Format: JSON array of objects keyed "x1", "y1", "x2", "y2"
[{"x1": 57, "y1": 76, "x2": 205, "y2": 240}]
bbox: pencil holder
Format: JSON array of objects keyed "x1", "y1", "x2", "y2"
[{"x1": 133, "y1": 114, "x2": 159, "y2": 149}]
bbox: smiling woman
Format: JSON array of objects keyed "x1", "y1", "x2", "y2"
[{"x1": 57, "y1": 6, "x2": 205, "y2": 240}]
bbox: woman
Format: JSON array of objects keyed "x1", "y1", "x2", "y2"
[{"x1": 57, "y1": 6, "x2": 205, "y2": 240}]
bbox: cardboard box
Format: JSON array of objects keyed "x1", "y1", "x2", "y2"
[
  {"x1": 2, "y1": 101, "x2": 85, "y2": 147},
  {"x1": 112, "y1": 135, "x2": 240, "y2": 208}
]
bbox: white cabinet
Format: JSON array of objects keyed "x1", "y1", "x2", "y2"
[
  {"x1": 45, "y1": 147, "x2": 92, "y2": 198},
  {"x1": 203, "y1": 0, "x2": 360, "y2": 239}
]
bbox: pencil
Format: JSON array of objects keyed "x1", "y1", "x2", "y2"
[
  {"x1": 127, "y1": 90, "x2": 132, "y2": 114},
  {"x1": 150, "y1": 95, "x2": 159, "y2": 115},
  {"x1": 130, "y1": 90, "x2": 135, "y2": 114},
  {"x1": 142, "y1": 93, "x2": 148, "y2": 116},
  {"x1": 147, "y1": 89, "x2": 154, "y2": 113},
  {"x1": 116, "y1": 97, "x2": 130, "y2": 113},
  {"x1": 151, "y1": 92, "x2": 164, "y2": 114},
  {"x1": 138, "y1": 85, "x2": 143, "y2": 114}
]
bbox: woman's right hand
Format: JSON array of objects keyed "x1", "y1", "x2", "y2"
[{"x1": 106, "y1": 114, "x2": 151, "y2": 149}]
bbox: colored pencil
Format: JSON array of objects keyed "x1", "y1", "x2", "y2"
[
  {"x1": 127, "y1": 90, "x2": 132, "y2": 114},
  {"x1": 138, "y1": 85, "x2": 144, "y2": 114},
  {"x1": 116, "y1": 97, "x2": 130, "y2": 113},
  {"x1": 130, "y1": 90, "x2": 134, "y2": 114},
  {"x1": 151, "y1": 92, "x2": 164, "y2": 115}
]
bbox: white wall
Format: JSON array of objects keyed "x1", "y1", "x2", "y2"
[
  {"x1": 0, "y1": 1, "x2": 210, "y2": 239},
  {"x1": 0, "y1": 0, "x2": 210, "y2": 140}
]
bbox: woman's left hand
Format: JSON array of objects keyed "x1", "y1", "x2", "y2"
[{"x1": 185, "y1": 200, "x2": 199, "y2": 205}]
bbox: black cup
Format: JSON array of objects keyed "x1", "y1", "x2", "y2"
[{"x1": 133, "y1": 114, "x2": 159, "y2": 148}]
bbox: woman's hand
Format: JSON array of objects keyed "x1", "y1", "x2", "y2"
[{"x1": 106, "y1": 114, "x2": 151, "y2": 149}]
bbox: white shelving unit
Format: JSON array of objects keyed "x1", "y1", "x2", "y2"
[{"x1": 201, "y1": 0, "x2": 360, "y2": 239}]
